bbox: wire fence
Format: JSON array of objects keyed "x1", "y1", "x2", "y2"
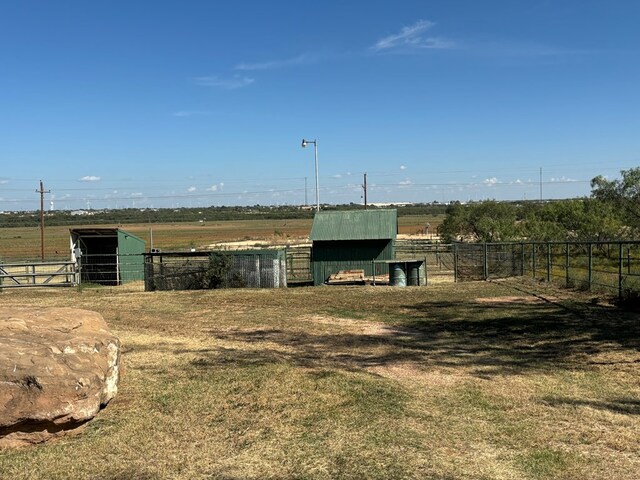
[
  {"x1": 451, "y1": 241, "x2": 640, "y2": 298},
  {"x1": 3, "y1": 237, "x2": 640, "y2": 297},
  {"x1": 395, "y1": 240, "x2": 454, "y2": 283},
  {"x1": 144, "y1": 251, "x2": 287, "y2": 291}
]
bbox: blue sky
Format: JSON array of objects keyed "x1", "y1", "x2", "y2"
[{"x1": 1, "y1": 0, "x2": 639, "y2": 210}]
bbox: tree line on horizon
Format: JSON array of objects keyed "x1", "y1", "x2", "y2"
[
  {"x1": 2, "y1": 168, "x2": 638, "y2": 243},
  {"x1": 439, "y1": 167, "x2": 640, "y2": 243}
]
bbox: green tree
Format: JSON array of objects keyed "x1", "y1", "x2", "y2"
[
  {"x1": 440, "y1": 201, "x2": 519, "y2": 242},
  {"x1": 591, "y1": 167, "x2": 640, "y2": 235},
  {"x1": 521, "y1": 198, "x2": 622, "y2": 241}
]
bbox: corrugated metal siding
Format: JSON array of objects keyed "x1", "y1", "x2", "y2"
[
  {"x1": 312, "y1": 240, "x2": 393, "y2": 285},
  {"x1": 310, "y1": 209, "x2": 397, "y2": 241}
]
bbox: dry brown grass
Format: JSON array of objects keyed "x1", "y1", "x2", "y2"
[
  {"x1": 0, "y1": 215, "x2": 438, "y2": 261},
  {"x1": 1, "y1": 279, "x2": 639, "y2": 479}
]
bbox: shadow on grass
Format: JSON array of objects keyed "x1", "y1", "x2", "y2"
[
  {"x1": 540, "y1": 396, "x2": 640, "y2": 415},
  {"x1": 175, "y1": 283, "x2": 640, "y2": 379}
]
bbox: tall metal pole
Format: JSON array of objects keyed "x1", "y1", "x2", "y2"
[
  {"x1": 314, "y1": 141, "x2": 319, "y2": 211},
  {"x1": 363, "y1": 173, "x2": 368, "y2": 209},
  {"x1": 539, "y1": 167, "x2": 543, "y2": 201},
  {"x1": 304, "y1": 177, "x2": 308, "y2": 207}
]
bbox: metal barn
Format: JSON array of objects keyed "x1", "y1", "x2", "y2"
[
  {"x1": 70, "y1": 228, "x2": 146, "y2": 285},
  {"x1": 310, "y1": 209, "x2": 397, "y2": 285}
]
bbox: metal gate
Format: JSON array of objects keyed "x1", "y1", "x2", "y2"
[{"x1": 0, "y1": 261, "x2": 77, "y2": 289}]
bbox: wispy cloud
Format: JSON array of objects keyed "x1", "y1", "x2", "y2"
[
  {"x1": 0, "y1": 179, "x2": 8, "y2": 185},
  {"x1": 550, "y1": 176, "x2": 577, "y2": 182},
  {"x1": 373, "y1": 20, "x2": 454, "y2": 52},
  {"x1": 483, "y1": 177, "x2": 498, "y2": 186},
  {"x1": 79, "y1": 175, "x2": 100, "y2": 182},
  {"x1": 173, "y1": 110, "x2": 211, "y2": 117},
  {"x1": 187, "y1": 186, "x2": 197, "y2": 192},
  {"x1": 194, "y1": 75, "x2": 255, "y2": 89},
  {"x1": 207, "y1": 182, "x2": 224, "y2": 192},
  {"x1": 235, "y1": 54, "x2": 315, "y2": 71}
]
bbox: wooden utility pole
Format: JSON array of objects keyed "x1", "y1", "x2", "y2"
[
  {"x1": 363, "y1": 173, "x2": 368, "y2": 209},
  {"x1": 36, "y1": 180, "x2": 50, "y2": 261}
]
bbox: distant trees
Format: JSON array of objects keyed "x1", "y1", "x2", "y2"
[
  {"x1": 591, "y1": 167, "x2": 640, "y2": 235},
  {"x1": 440, "y1": 201, "x2": 518, "y2": 242},
  {"x1": 440, "y1": 167, "x2": 639, "y2": 243},
  {"x1": 520, "y1": 198, "x2": 622, "y2": 242}
]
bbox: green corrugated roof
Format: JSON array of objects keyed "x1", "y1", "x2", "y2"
[{"x1": 310, "y1": 209, "x2": 397, "y2": 241}]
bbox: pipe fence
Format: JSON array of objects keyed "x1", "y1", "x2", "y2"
[{"x1": 452, "y1": 241, "x2": 640, "y2": 298}]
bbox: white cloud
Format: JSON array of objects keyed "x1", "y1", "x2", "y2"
[
  {"x1": 194, "y1": 75, "x2": 255, "y2": 89},
  {"x1": 79, "y1": 175, "x2": 101, "y2": 182},
  {"x1": 373, "y1": 20, "x2": 454, "y2": 52},
  {"x1": 400, "y1": 165, "x2": 407, "y2": 170},
  {"x1": 550, "y1": 176, "x2": 577, "y2": 182},
  {"x1": 130, "y1": 192, "x2": 143, "y2": 197},
  {"x1": 207, "y1": 183, "x2": 224, "y2": 192},
  {"x1": 187, "y1": 186, "x2": 197, "y2": 192},
  {"x1": 399, "y1": 179, "x2": 413, "y2": 185},
  {"x1": 483, "y1": 177, "x2": 498, "y2": 186},
  {"x1": 332, "y1": 174, "x2": 343, "y2": 179},
  {"x1": 235, "y1": 54, "x2": 314, "y2": 71}
]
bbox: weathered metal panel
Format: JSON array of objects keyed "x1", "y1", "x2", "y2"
[
  {"x1": 310, "y1": 209, "x2": 397, "y2": 241},
  {"x1": 117, "y1": 230, "x2": 146, "y2": 283}
]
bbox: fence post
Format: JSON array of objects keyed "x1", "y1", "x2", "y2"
[
  {"x1": 532, "y1": 244, "x2": 536, "y2": 279},
  {"x1": 521, "y1": 243, "x2": 525, "y2": 276},
  {"x1": 619, "y1": 242, "x2": 624, "y2": 299},
  {"x1": 588, "y1": 243, "x2": 593, "y2": 291},
  {"x1": 565, "y1": 242, "x2": 570, "y2": 287},
  {"x1": 453, "y1": 243, "x2": 458, "y2": 283},
  {"x1": 372, "y1": 260, "x2": 376, "y2": 286},
  {"x1": 424, "y1": 256, "x2": 428, "y2": 286},
  {"x1": 483, "y1": 243, "x2": 488, "y2": 280},
  {"x1": 547, "y1": 243, "x2": 552, "y2": 283}
]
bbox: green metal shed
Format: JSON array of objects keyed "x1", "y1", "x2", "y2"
[
  {"x1": 310, "y1": 209, "x2": 397, "y2": 285},
  {"x1": 70, "y1": 228, "x2": 146, "y2": 285}
]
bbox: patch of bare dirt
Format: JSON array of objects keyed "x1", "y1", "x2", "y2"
[
  {"x1": 367, "y1": 362, "x2": 463, "y2": 387},
  {"x1": 474, "y1": 295, "x2": 557, "y2": 305},
  {"x1": 299, "y1": 314, "x2": 421, "y2": 338}
]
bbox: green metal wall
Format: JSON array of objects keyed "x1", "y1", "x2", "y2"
[
  {"x1": 312, "y1": 240, "x2": 394, "y2": 285},
  {"x1": 117, "y1": 230, "x2": 146, "y2": 283}
]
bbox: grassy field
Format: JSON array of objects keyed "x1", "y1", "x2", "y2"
[
  {"x1": 0, "y1": 214, "x2": 442, "y2": 261},
  {"x1": 1, "y1": 278, "x2": 638, "y2": 479}
]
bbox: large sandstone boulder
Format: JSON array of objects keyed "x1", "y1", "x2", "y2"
[{"x1": 0, "y1": 307, "x2": 121, "y2": 448}]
